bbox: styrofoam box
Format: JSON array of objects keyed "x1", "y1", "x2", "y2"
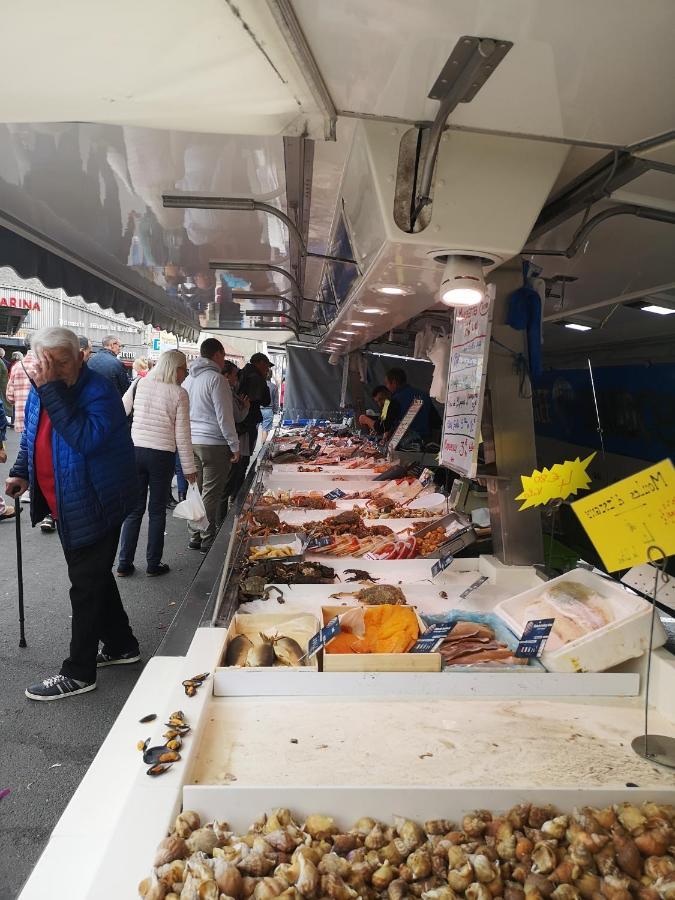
[
  {"x1": 221, "y1": 612, "x2": 319, "y2": 671},
  {"x1": 183, "y1": 785, "x2": 675, "y2": 831},
  {"x1": 494, "y1": 568, "x2": 667, "y2": 673}
]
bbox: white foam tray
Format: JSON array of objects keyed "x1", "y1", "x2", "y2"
[
  {"x1": 495, "y1": 568, "x2": 667, "y2": 673},
  {"x1": 183, "y1": 785, "x2": 675, "y2": 832}
]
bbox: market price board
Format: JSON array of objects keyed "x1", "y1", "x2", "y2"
[{"x1": 440, "y1": 284, "x2": 494, "y2": 477}]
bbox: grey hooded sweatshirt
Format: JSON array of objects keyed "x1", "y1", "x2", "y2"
[{"x1": 182, "y1": 357, "x2": 239, "y2": 452}]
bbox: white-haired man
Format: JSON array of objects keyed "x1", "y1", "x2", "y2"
[
  {"x1": 88, "y1": 334, "x2": 130, "y2": 395},
  {"x1": 5, "y1": 327, "x2": 140, "y2": 701}
]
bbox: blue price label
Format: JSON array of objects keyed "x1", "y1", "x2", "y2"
[
  {"x1": 431, "y1": 555, "x2": 454, "y2": 577},
  {"x1": 409, "y1": 622, "x2": 455, "y2": 653},
  {"x1": 515, "y1": 618, "x2": 555, "y2": 658},
  {"x1": 307, "y1": 616, "x2": 342, "y2": 659},
  {"x1": 324, "y1": 489, "x2": 346, "y2": 500},
  {"x1": 307, "y1": 535, "x2": 333, "y2": 550}
]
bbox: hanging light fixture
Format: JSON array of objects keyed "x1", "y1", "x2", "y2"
[{"x1": 439, "y1": 255, "x2": 485, "y2": 307}]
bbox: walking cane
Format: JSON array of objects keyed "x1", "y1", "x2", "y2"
[{"x1": 14, "y1": 494, "x2": 27, "y2": 648}]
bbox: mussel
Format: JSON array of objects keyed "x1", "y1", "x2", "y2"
[{"x1": 147, "y1": 762, "x2": 174, "y2": 777}]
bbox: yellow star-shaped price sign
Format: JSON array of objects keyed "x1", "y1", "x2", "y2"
[{"x1": 516, "y1": 452, "x2": 596, "y2": 510}]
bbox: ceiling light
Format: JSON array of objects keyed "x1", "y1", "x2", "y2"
[
  {"x1": 564, "y1": 322, "x2": 593, "y2": 332},
  {"x1": 640, "y1": 304, "x2": 675, "y2": 316},
  {"x1": 377, "y1": 286, "x2": 408, "y2": 296},
  {"x1": 332, "y1": 337, "x2": 349, "y2": 342},
  {"x1": 360, "y1": 307, "x2": 386, "y2": 314},
  {"x1": 439, "y1": 256, "x2": 485, "y2": 307},
  {"x1": 340, "y1": 330, "x2": 357, "y2": 335},
  {"x1": 350, "y1": 322, "x2": 368, "y2": 327}
]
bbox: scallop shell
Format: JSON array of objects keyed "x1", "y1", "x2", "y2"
[
  {"x1": 333, "y1": 834, "x2": 358, "y2": 855},
  {"x1": 550, "y1": 887, "x2": 580, "y2": 900},
  {"x1": 531, "y1": 844, "x2": 557, "y2": 875},
  {"x1": 295, "y1": 852, "x2": 319, "y2": 896},
  {"x1": 366, "y1": 823, "x2": 389, "y2": 850},
  {"x1": 447, "y1": 863, "x2": 473, "y2": 893},
  {"x1": 372, "y1": 862, "x2": 397, "y2": 890},
  {"x1": 470, "y1": 855, "x2": 496, "y2": 884},
  {"x1": 321, "y1": 874, "x2": 357, "y2": 900},
  {"x1": 464, "y1": 814, "x2": 492, "y2": 839},
  {"x1": 352, "y1": 818, "x2": 378, "y2": 836},
  {"x1": 575, "y1": 872, "x2": 601, "y2": 899},
  {"x1": 407, "y1": 849, "x2": 432, "y2": 880},
  {"x1": 154, "y1": 835, "x2": 188, "y2": 867},
  {"x1": 617, "y1": 805, "x2": 648, "y2": 837},
  {"x1": 318, "y1": 854, "x2": 351, "y2": 878},
  {"x1": 465, "y1": 884, "x2": 491, "y2": 900},
  {"x1": 253, "y1": 877, "x2": 290, "y2": 900},
  {"x1": 186, "y1": 828, "x2": 220, "y2": 856},
  {"x1": 238, "y1": 853, "x2": 277, "y2": 877},
  {"x1": 542, "y1": 818, "x2": 570, "y2": 841},
  {"x1": 426, "y1": 820, "x2": 455, "y2": 836},
  {"x1": 214, "y1": 860, "x2": 244, "y2": 897}
]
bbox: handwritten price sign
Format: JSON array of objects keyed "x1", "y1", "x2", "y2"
[
  {"x1": 516, "y1": 453, "x2": 595, "y2": 510},
  {"x1": 572, "y1": 458, "x2": 675, "y2": 572}
]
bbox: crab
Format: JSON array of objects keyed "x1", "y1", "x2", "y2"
[
  {"x1": 251, "y1": 507, "x2": 281, "y2": 528},
  {"x1": 326, "y1": 510, "x2": 362, "y2": 527},
  {"x1": 329, "y1": 584, "x2": 407, "y2": 605},
  {"x1": 343, "y1": 568, "x2": 380, "y2": 583},
  {"x1": 239, "y1": 576, "x2": 285, "y2": 603}
]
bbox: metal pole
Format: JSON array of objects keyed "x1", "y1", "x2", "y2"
[{"x1": 14, "y1": 495, "x2": 26, "y2": 647}]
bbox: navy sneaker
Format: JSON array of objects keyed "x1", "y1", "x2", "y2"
[
  {"x1": 96, "y1": 649, "x2": 141, "y2": 667},
  {"x1": 25, "y1": 674, "x2": 96, "y2": 701}
]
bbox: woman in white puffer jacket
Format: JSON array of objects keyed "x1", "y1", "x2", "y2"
[{"x1": 117, "y1": 350, "x2": 197, "y2": 577}]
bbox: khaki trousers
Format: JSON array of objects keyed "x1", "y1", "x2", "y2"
[{"x1": 189, "y1": 444, "x2": 232, "y2": 547}]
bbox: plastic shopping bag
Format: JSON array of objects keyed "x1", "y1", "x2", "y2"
[{"x1": 172, "y1": 483, "x2": 209, "y2": 531}]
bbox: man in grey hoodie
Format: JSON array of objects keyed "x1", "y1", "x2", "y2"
[{"x1": 182, "y1": 338, "x2": 240, "y2": 553}]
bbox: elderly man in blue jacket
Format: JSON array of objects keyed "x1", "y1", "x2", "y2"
[{"x1": 5, "y1": 327, "x2": 140, "y2": 701}]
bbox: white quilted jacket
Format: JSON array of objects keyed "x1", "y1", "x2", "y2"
[{"x1": 122, "y1": 377, "x2": 196, "y2": 474}]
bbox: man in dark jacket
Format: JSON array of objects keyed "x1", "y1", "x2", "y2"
[
  {"x1": 87, "y1": 334, "x2": 130, "y2": 395},
  {"x1": 5, "y1": 327, "x2": 140, "y2": 701},
  {"x1": 238, "y1": 353, "x2": 272, "y2": 453}
]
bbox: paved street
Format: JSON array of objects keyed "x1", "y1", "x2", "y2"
[{"x1": 0, "y1": 427, "x2": 204, "y2": 899}]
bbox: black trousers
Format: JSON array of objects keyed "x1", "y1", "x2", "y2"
[
  {"x1": 59, "y1": 525, "x2": 138, "y2": 684},
  {"x1": 119, "y1": 447, "x2": 175, "y2": 569}
]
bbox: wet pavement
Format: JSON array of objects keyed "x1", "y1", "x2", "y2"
[{"x1": 0, "y1": 427, "x2": 204, "y2": 899}]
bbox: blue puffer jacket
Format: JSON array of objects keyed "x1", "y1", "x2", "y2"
[
  {"x1": 9, "y1": 366, "x2": 138, "y2": 549},
  {"x1": 87, "y1": 348, "x2": 131, "y2": 396}
]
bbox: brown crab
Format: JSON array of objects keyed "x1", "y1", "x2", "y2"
[
  {"x1": 329, "y1": 584, "x2": 407, "y2": 605},
  {"x1": 251, "y1": 507, "x2": 281, "y2": 528}
]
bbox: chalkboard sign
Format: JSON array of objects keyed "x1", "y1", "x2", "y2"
[{"x1": 440, "y1": 284, "x2": 495, "y2": 477}]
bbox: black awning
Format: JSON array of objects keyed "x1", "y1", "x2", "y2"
[{"x1": 0, "y1": 222, "x2": 199, "y2": 341}]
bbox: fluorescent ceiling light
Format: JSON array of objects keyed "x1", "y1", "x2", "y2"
[
  {"x1": 340, "y1": 330, "x2": 357, "y2": 335},
  {"x1": 439, "y1": 256, "x2": 485, "y2": 307},
  {"x1": 641, "y1": 304, "x2": 675, "y2": 315},
  {"x1": 376, "y1": 286, "x2": 408, "y2": 295},
  {"x1": 564, "y1": 322, "x2": 593, "y2": 331},
  {"x1": 350, "y1": 322, "x2": 368, "y2": 327},
  {"x1": 360, "y1": 307, "x2": 386, "y2": 314},
  {"x1": 366, "y1": 351, "x2": 433, "y2": 363}
]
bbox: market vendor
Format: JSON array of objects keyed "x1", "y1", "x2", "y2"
[
  {"x1": 383, "y1": 368, "x2": 435, "y2": 441},
  {"x1": 358, "y1": 385, "x2": 397, "y2": 435}
]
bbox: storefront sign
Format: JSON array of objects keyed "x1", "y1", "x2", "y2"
[
  {"x1": 571, "y1": 458, "x2": 675, "y2": 572},
  {"x1": 431, "y1": 554, "x2": 454, "y2": 577},
  {"x1": 409, "y1": 622, "x2": 455, "y2": 653},
  {"x1": 0, "y1": 296, "x2": 41, "y2": 311},
  {"x1": 307, "y1": 616, "x2": 341, "y2": 659},
  {"x1": 515, "y1": 618, "x2": 555, "y2": 658},
  {"x1": 516, "y1": 453, "x2": 596, "y2": 510}
]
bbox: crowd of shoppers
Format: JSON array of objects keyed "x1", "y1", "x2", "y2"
[{"x1": 2, "y1": 326, "x2": 280, "y2": 702}]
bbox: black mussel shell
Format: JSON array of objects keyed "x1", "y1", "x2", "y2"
[
  {"x1": 144, "y1": 745, "x2": 175, "y2": 765},
  {"x1": 164, "y1": 722, "x2": 191, "y2": 735},
  {"x1": 169, "y1": 710, "x2": 185, "y2": 720},
  {"x1": 190, "y1": 673, "x2": 209, "y2": 683},
  {"x1": 147, "y1": 762, "x2": 173, "y2": 777},
  {"x1": 139, "y1": 713, "x2": 157, "y2": 723}
]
